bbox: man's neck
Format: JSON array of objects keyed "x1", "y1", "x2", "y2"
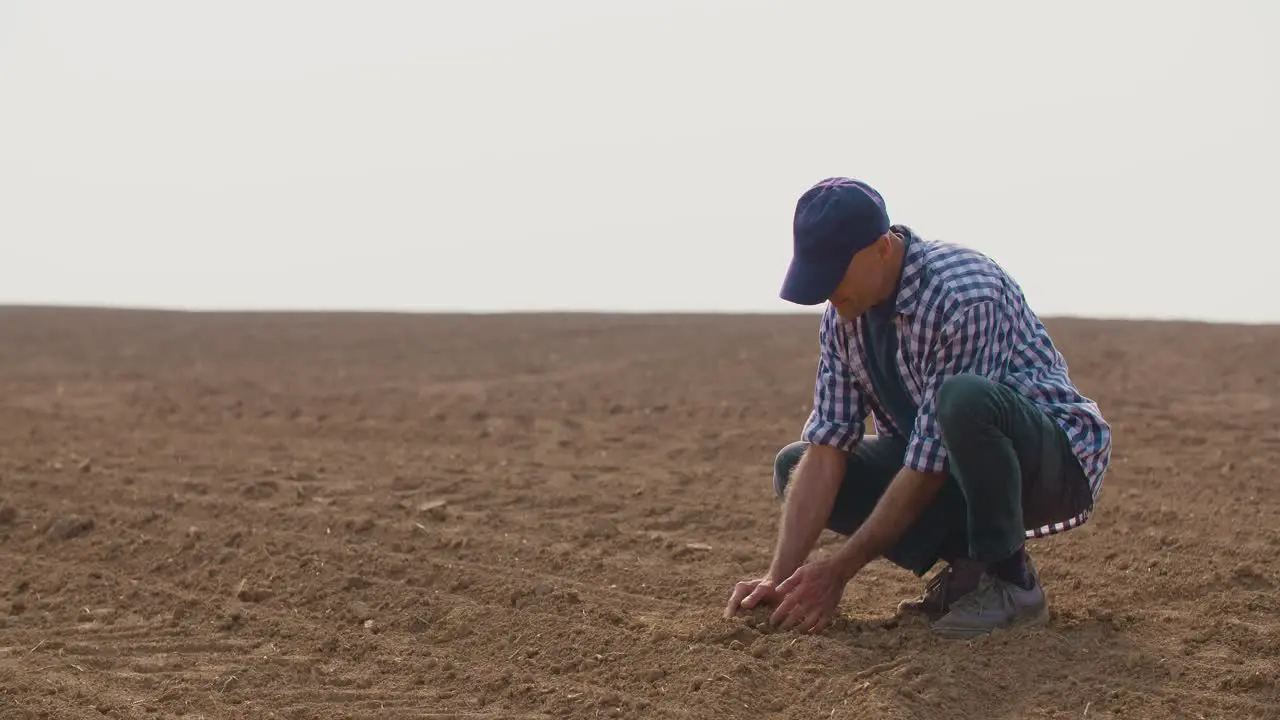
[{"x1": 873, "y1": 232, "x2": 909, "y2": 309}]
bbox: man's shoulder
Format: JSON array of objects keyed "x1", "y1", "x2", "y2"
[
  {"x1": 903, "y1": 233, "x2": 1019, "y2": 320},
  {"x1": 913, "y1": 237, "x2": 1010, "y2": 297}
]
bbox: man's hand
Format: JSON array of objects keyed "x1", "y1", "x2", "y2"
[
  {"x1": 724, "y1": 576, "x2": 781, "y2": 618},
  {"x1": 768, "y1": 559, "x2": 847, "y2": 633}
]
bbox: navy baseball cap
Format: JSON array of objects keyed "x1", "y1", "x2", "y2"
[{"x1": 779, "y1": 177, "x2": 890, "y2": 305}]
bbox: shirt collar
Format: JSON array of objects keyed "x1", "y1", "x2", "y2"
[{"x1": 891, "y1": 225, "x2": 926, "y2": 316}]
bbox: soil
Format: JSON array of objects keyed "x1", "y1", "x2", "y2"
[{"x1": 0, "y1": 308, "x2": 1276, "y2": 719}]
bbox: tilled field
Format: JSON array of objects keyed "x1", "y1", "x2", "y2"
[{"x1": 0, "y1": 309, "x2": 1276, "y2": 719}]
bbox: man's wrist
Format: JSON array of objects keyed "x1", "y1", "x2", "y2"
[
  {"x1": 830, "y1": 538, "x2": 872, "y2": 583},
  {"x1": 764, "y1": 565, "x2": 790, "y2": 585}
]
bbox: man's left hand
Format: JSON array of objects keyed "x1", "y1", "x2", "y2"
[{"x1": 768, "y1": 558, "x2": 848, "y2": 634}]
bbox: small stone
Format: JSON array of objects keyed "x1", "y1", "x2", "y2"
[
  {"x1": 344, "y1": 576, "x2": 372, "y2": 591},
  {"x1": 418, "y1": 500, "x2": 448, "y2": 520},
  {"x1": 241, "y1": 480, "x2": 279, "y2": 499},
  {"x1": 349, "y1": 601, "x2": 374, "y2": 622},
  {"x1": 47, "y1": 516, "x2": 94, "y2": 540},
  {"x1": 236, "y1": 586, "x2": 271, "y2": 603},
  {"x1": 582, "y1": 519, "x2": 619, "y2": 539}
]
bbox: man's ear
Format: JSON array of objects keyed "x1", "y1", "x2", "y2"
[{"x1": 875, "y1": 231, "x2": 893, "y2": 258}]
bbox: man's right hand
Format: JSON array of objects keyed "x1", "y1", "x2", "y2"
[{"x1": 724, "y1": 577, "x2": 782, "y2": 618}]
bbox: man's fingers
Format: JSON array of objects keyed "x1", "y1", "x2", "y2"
[
  {"x1": 740, "y1": 581, "x2": 776, "y2": 610},
  {"x1": 782, "y1": 606, "x2": 809, "y2": 632},
  {"x1": 812, "y1": 613, "x2": 833, "y2": 635},
  {"x1": 770, "y1": 591, "x2": 801, "y2": 628},
  {"x1": 727, "y1": 580, "x2": 777, "y2": 617},
  {"x1": 774, "y1": 570, "x2": 802, "y2": 595},
  {"x1": 788, "y1": 607, "x2": 808, "y2": 630},
  {"x1": 798, "y1": 608, "x2": 828, "y2": 634},
  {"x1": 724, "y1": 582, "x2": 754, "y2": 617}
]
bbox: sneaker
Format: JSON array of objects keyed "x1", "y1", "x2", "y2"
[
  {"x1": 897, "y1": 557, "x2": 986, "y2": 620},
  {"x1": 930, "y1": 557, "x2": 1049, "y2": 639}
]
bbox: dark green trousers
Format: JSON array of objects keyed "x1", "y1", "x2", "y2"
[{"x1": 773, "y1": 373, "x2": 1092, "y2": 576}]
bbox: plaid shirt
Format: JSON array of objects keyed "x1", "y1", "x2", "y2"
[{"x1": 802, "y1": 226, "x2": 1111, "y2": 538}]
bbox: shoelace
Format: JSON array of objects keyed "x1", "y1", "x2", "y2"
[
  {"x1": 948, "y1": 575, "x2": 1005, "y2": 613},
  {"x1": 923, "y1": 566, "x2": 955, "y2": 602}
]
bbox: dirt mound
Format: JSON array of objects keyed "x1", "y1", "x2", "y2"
[{"x1": 0, "y1": 309, "x2": 1276, "y2": 719}]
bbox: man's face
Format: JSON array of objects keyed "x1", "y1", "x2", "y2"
[{"x1": 828, "y1": 236, "x2": 889, "y2": 321}]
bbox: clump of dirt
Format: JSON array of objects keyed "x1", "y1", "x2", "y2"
[{"x1": 45, "y1": 514, "x2": 94, "y2": 540}]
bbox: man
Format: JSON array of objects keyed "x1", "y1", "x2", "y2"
[{"x1": 724, "y1": 177, "x2": 1111, "y2": 639}]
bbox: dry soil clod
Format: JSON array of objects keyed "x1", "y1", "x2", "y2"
[{"x1": 47, "y1": 515, "x2": 95, "y2": 541}]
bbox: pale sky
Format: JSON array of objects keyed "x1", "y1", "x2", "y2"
[{"x1": 1, "y1": 0, "x2": 1276, "y2": 321}]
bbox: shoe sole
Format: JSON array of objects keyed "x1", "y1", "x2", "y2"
[{"x1": 930, "y1": 603, "x2": 1050, "y2": 640}]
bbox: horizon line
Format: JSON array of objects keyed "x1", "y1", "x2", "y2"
[{"x1": 1, "y1": 302, "x2": 1276, "y2": 327}]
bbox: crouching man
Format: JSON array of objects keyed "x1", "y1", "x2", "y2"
[{"x1": 725, "y1": 178, "x2": 1111, "y2": 639}]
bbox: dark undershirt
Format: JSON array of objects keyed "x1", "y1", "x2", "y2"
[{"x1": 859, "y1": 233, "x2": 919, "y2": 440}]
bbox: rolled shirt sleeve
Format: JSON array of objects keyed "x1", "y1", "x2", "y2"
[
  {"x1": 904, "y1": 300, "x2": 1006, "y2": 473},
  {"x1": 800, "y1": 308, "x2": 867, "y2": 453}
]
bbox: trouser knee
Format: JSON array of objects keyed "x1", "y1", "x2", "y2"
[
  {"x1": 772, "y1": 441, "x2": 807, "y2": 498},
  {"x1": 936, "y1": 372, "x2": 1001, "y2": 437}
]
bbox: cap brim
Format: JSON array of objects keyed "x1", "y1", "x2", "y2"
[{"x1": 779, "y1": 255, "x2": 846, "y2": 306}]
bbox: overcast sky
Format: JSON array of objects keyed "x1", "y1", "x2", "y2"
[{"x1": 1, "y1": 0, "x2": 1275, "y2": 321}]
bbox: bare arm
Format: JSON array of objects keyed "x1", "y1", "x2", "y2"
[
  {"x1": 765, "y1": 444, "x2": 847, "y2": 583},
  {"x1": 829, "y1": 467, "x2": 946, "y2": 581}
]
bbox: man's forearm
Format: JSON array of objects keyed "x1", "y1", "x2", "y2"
[
  {"x1": 765, "y1": 445, "x2": 845, "y2": 583},
  {"x1": 830, "y1": 467, "x2": 947, "y2": 580}
]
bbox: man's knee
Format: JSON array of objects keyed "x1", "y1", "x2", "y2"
[
  {"x1": 936, "y1": 373, "x2": 1001, "y2": 435},
  {"x1": 773, "y1": 441, "x2": 807, "y2": 498}
]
